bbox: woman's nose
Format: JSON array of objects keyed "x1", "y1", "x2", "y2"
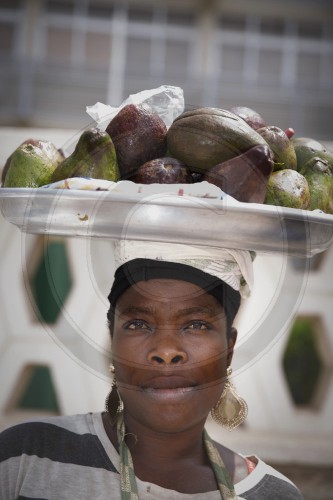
[{"x1": 147, "y1": 336, "x2": 188, "y2": 365}]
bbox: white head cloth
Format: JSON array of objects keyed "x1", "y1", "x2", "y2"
[{"x1": 112, "y1": 240, "x2": 254, "y2": 298}]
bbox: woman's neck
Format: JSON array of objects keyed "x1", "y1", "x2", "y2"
[
  {"x1": 120, "y1": 412, "x2": 222, "y2": 493},
  {"x1": 102, "y1": 411, "x2": 247, "y2": 493},
  {"x1": 125, "y1": 411, "x2": 208, "y2": 462}
]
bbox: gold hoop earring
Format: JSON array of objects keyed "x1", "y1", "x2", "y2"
[
  {"x1": 105, "y1": 366, "x2": 123, "y2": 425},
  {"x1": 211, "y1": 367, "x2": 248, "y2": 431}
]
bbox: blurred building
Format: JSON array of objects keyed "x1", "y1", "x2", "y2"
[{"x1": 0, "y1": 0, "x2": 332, "y2": 138}]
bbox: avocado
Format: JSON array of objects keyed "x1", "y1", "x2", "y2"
[
  {"x1": 203, "y1": 144, "x2": 274, "y2": 203},
  {"x1": 229, "y1": 106, "x2": 266, "y2": 130},
  {"x1": 265, "y1": 169, "x2": 310, "y2": 209},
  {"x1": 298, "y1": 157, "x2": 333, "y2": 213},
  {"x1": 106, "y1": 104, "x2": 167, "y2": 179},
  {"x1": 3, "y1": 141, "x2": 62, "y2": 188},
  {"x1": 167, "y1": 107, "x2": 268, "y2": 172},
  {"x1": 292, "y1": 137, "x2": 333, "y2": 175},
  {"x1": 51, "y1": 128, "x2": 119, "y2": 183},
  {"x1": 257, "y1": 126, "x2": 297, "y2": 171}
]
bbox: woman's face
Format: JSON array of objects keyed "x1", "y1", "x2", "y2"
[{"x1": 111, "y1": 278, "x2": 236, "y2": 433}]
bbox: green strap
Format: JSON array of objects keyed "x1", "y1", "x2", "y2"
[
  {"x1": 204, "y1": 429, "x2": 237, "y2": 500},
  {"x1": 117, "y1": 414, "x2": 139, "y2": 500},
  {"x1": 116, "y1": 413, "x2": 236, "y2": 499}
]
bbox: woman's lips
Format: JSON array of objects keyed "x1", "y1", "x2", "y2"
[
  {"x1": 143, "y1": 386, "x2": 196, "y2": 400},
  {"x1": 141, "y1": 376, "x2": 197, "y2": 400}
]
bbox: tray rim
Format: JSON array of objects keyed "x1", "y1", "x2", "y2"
[{"x1": 1, "y1": 187, "x2": 333, "y2": 226}]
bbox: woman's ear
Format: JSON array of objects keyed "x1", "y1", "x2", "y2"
[
  {"x1": 107, "y1": 308, "x2": 115, "y2": 337},
  {"x1": 227, "y1": 327, "x2": 238, "y2": 366}
]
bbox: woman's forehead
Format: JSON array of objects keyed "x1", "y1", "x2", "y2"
[{"x1": 116, "y1": 278, "x2": 224, "y2": 308}]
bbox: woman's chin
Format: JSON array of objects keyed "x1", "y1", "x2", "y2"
[{"x1": 121, "y1": 388, "x2": 216, "y2": 433}]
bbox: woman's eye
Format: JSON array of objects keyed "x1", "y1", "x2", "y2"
[
  {"x1": 186, "y1": 321, "x2": 209, "y2": 331},
  {"x1": 125, "y1": 320, "x2": 150, "y2": 331}
]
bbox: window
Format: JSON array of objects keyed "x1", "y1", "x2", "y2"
[
  {"x1": 282, "y1": 316, "x2": 326, "y2": 408},
  {"x1": 6, "y1": 364, "x2": 60, "y2": 414},
  {"x1": 0, "y1": 0, "x2": 22, "y2": 9},
  {"x1": 30, "y1": 239, "x2": 73, "y2": 324},
  {"x1": 258, "y1": 49, "x2": 282, "y2": 82},
  {"x1": 260, "y1": 18, "x2": 285, "y2": 36},
  {"x1": 17, "y1": 365, "x2": 60, "y2": 412},
  {"x1": 126, "y1": 37, "x2": 151, "y2": 76},
  {"x1": 45, "y1": 0, "x2": 75, "y2": 15},
  {"x1": 221, "y1": 45, "x2": 244, "y2": 76},
  {"x1": 165, "y1": 40, "x2": 190, "y2": 79},
  {"x1": 167, "y1": 10, "x2": 195, "y2": 26},
  {"x1": 128, "y1": 7, "x2": 153, "y2": 23},
  {"x1": 219, "y1": 13, "x2": 246, "y2": 32},
  {"x1": 85, "y1": 32, "x2": 111, "y2": 69},
  {"x1": 298, "y1": 21, "x2": 323, "y2": 39},
  {"x1": 87, "y1": 3, "x2": 113, "y2": 19},
  {"x1": 297, "y1": 52, "x2": 321, "y2": 87},
  {"x1": 0, "y1": 22, "x2": 15, "y2": 52},
  {"x1": 46, "y1": 27, "x2": 72, "y2": 63}
]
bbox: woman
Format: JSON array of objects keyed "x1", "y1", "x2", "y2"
[{"x1": 0, "y1": 241, "x2": 303, "y2": 499}]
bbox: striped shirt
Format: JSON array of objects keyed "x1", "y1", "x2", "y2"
[{"x1": 0, "y1": 413, "x2": 303, "y2": 499}]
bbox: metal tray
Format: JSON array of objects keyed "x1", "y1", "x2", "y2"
[{"x1": 1, "y1": 187, "x2": 333, "y2": 257}]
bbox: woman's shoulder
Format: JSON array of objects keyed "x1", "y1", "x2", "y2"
[
  {"x1": 0, "y1": 413, "x2": 121, "y2": 500},
  {"x1": 213, "y1": 441, "x2": 303, "y2": 499},
  {"x1": 235, "y1": 455, "x2": 304, "y2": 499},
  {"x1": 0, "y1": 412, "x2": 108, "y2": 466},
  {"x1": 0, "y1": 412, "x2": 94, "y2": 441}
]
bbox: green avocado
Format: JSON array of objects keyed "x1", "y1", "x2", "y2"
[
  {"x1": 51, "y1": 128, "x2": 119, "y2": 182},
  {"x1": 3, "y1": 143, "x2": 60, "y2": 188},
  {"x1": 265, "y1": 169, "x2": 310, "y2": 209},
  {"x1": 2, "y1": 139, "x2": 64, "y2": 186},
  {"x1": 292, "y1": 137, "x2": 333, "y2": 173},
  {"x1": 298, "y1": 157, "x2": 333, "y2": 214}
]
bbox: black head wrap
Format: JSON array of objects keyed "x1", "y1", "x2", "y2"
[{"x1": 107, "y1": 258, "x2": 241, "y2": 334}]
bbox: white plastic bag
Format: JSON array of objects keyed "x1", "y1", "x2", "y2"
[{"x1": 86, "y1": 85, "x2": 184, "y2": 130}]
